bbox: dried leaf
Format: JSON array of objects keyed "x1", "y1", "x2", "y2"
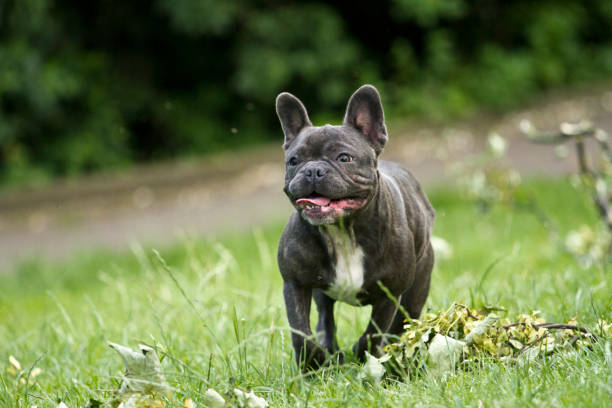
[
  {"x1": 428, "y1": 334, "x2": 465, "y2": 373},
  {"x1": 383, "y1": 302, "x2": 610, "y2": 376},
  {"x1": 117, "y1": 395, "x2": 165, "y2": 408},
  {"x1": 108, "y1": 342, "x2": 169, "y2": 396},
  {"x1": 509, "y1": 339, "x2": 523, "y2": 349},
  {"x1": 358, "y1": 352, "x2": 389, "y2": 383},
  {"x1": 234, "y1": 388, "x2": 268, "y2": 408},
  {"x1": 30, "y1": 367, "x2": 42, "y2": 378},
  {"x1": 9, "y1": 356, "x2": 21, "y2": 371},
  {"x1": 7, "y1": 355, "x2": 21, "y2": 376},
  {"x1": 464, "y1": 314, "x2": 499, "y2": 345}
]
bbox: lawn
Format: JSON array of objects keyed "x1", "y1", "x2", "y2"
[{"x1": 0, "y1": 179, "x2": 610, "y2": 407}]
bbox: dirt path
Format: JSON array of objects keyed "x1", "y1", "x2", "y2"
[{"x1": 2, "y1": 85, "x2": 611, "y2": 271}]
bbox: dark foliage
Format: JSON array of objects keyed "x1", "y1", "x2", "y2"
[{"x1": 2, "y1": 0, "x2": 612, "y2": 183}]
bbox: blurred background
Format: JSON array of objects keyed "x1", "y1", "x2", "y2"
[{"x1": 2, "y1": 0, "x2": 612, "y2": 268}]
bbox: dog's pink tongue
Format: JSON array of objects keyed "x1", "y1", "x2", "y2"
[{"x1": 296, "y1": 197, "x2": 331, "y2": 206}]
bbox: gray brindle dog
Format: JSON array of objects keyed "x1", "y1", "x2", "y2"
[{"x1": 276, "y1": 84, "x2": 435, "y2": 369}]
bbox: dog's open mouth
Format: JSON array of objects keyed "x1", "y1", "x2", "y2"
[{"x1": 295, "y1": 196, "x2": 366, "y2": 219}]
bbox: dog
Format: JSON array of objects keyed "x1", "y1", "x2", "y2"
[{"x1": 276, "y1": 84, "x2": 435, "y2": 369}]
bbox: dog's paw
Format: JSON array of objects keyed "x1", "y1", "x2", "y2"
[
  {"x1": 352, "y1": 336, "x2": 383, "y2": 361},
  {"x1": 299, "y1": 344, "x2": 348, "y2": 371},
  {"x1": 335, "y1": 351, "x2": 345, "y2": 365},
  {"x1": 298, "y1": 344, "x2": 328, "y2": 371},
  {"x1": 326, "y1": 351, "x2": 345, "y2": 365}
]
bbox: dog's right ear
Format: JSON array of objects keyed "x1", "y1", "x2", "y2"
[{"x1": 276, "y1": 92, "x2": 312, "y2": 149}]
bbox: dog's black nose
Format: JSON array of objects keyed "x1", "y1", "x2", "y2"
[{"x1": 304, "y1": 164, "x2": 327, "y2": 180}]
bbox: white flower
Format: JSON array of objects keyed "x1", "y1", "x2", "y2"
[
  {"x1": 8, "y1": 355, "x2": 21, "y2": 371},
  {"x1": 469, "y1": 171, "x2": 486, "y2": 195},
  {"x1": 519, "y1": 119, "x2": 534, "y2": 135},
  {"x1": 507, "y1": 170, "x2": 522, "y2": 187},
  {"x1": 30, "y1": 367, "x2": 42, "y2": 378},
  {"x1": 565, "y1": 230, "x2": 586, "y2": 254},
  {"x1": 596, "y1": 179, "x2": 607, "y2": 197},
  {"x1": 487, "y1": 132, "x2": 507, "y2": 157},
  {"x1": 431, "y1": 236, "x2": 453, "y2": 261},
  {"x1": 204, "y1": 389, "x2": 225, "y2": 408},
  {"x1": 7, "y1": 355, "x2": 21, "y2": 377},
  {"x1": 234, "y1": 388, "x2": 268, "y2": 408}
]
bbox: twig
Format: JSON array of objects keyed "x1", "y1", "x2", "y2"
[
  {"x1": 503, "y1": 321, "x2": 595, "y2": 337},
  {"x1": 535, "y1": 323, "x2": 591, "y2": 334},
  {"x1": 575, "y1": 136, "x2": 595, "y2": 177},
  {"x1": 516, "y1": 333, "x2": 548, "y2": 356},
  {"x1": 503, "y1": 322, "x2": 538, "y2": 330},
  {"x1": 595, "y1": 129, "x2": 612, "y2": 162},
  {"x1": 523, "y1": 120, "x2": 596, "y2": 144}
]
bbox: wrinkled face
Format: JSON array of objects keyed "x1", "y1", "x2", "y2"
[
  {"x1": 276, "y1": 85, "x2": 388, "y2": 225},
  {"x1": 283, "y1": 125, "x2": 378, "y2": 225}
]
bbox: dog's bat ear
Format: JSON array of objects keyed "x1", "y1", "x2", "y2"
[
  {"x1": 343, "y1": 85, "x2": 387, "y2": 155},
  {"x1": 276, "y1": 92, "x2": 312, "y2": 149}
]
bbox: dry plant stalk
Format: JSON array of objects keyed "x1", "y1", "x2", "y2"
[{"x1": 521, "y1": 119, "x2": 612, "y2": 231}]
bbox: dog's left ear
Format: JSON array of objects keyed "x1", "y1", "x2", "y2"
[{"x1": 343, "y1": 85, "x2": 388, "y2": 155}]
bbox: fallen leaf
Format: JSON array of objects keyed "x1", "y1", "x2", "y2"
[
  {"x1": 428, "y1": 334, "x2": 465, "y2": 373},
  {"x1": 234, "y1": 388, "x2": 268, "y2": 408},
  {"x1": 7, "y1": 355, "x2": 21, "y2": 376},
  {"x1": 108, "y1": 342, "x2": 169, "y2": 396},
  {"x1": 358, "y1": 352, "x2": 390, "y2": 384},
  {"x1": 9, "y1": 355, "x2": 21, "y2": 371},
  {"x1": 117, "y1": 395, "x2": 165, "y2": 408},
  {"x1": 464, "y1": 314, "x2": 499, "y2": 345},
  {"x1": 204, "y1": 388, "x2": 225, "y2": 408},
  {"x1": 509, "y1": 339, "x2": 523, "y2": 350},
  {"x1": 30, "y1": 367, "x2": 42, "y2": 378}
]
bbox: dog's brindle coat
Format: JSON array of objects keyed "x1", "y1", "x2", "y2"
[{"x1": 276, "y1": 85, "x2": 435, "y2": 369}]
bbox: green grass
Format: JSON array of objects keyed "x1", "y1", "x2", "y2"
[{"x1": 0, "y1": 179, "x2": 610, "y2": 407}]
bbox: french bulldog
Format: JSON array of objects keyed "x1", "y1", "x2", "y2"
[{"x1": 276, "y1": 84, "x2": 435, "y2": 369}]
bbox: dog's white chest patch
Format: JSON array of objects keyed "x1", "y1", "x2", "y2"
[{"x1": 322, "y1": 226, "x2": 364, "y2": 306}]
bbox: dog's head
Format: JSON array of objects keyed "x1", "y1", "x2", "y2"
[{"x1": 276, "y1": 85, "x2": 388, "y2": 225}]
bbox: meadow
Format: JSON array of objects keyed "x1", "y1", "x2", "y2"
[{"x1": 1, "y1": 179, "x2": 610, "y2": 407}]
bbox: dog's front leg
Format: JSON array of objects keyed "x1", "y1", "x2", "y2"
[
  {"x1": 353, "y1": 297, "x2": 397, "y2": 360},
  {"x1": 283, "y1": 281, "x2": 327, "y2": 369}
]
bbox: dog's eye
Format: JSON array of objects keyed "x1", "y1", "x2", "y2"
[
  {"x1": 288, "y1": 157, "x2": 298, "y2": 166},
  {"x1": 337, "y1": 153, "x2": 352, "y2": 163}
]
